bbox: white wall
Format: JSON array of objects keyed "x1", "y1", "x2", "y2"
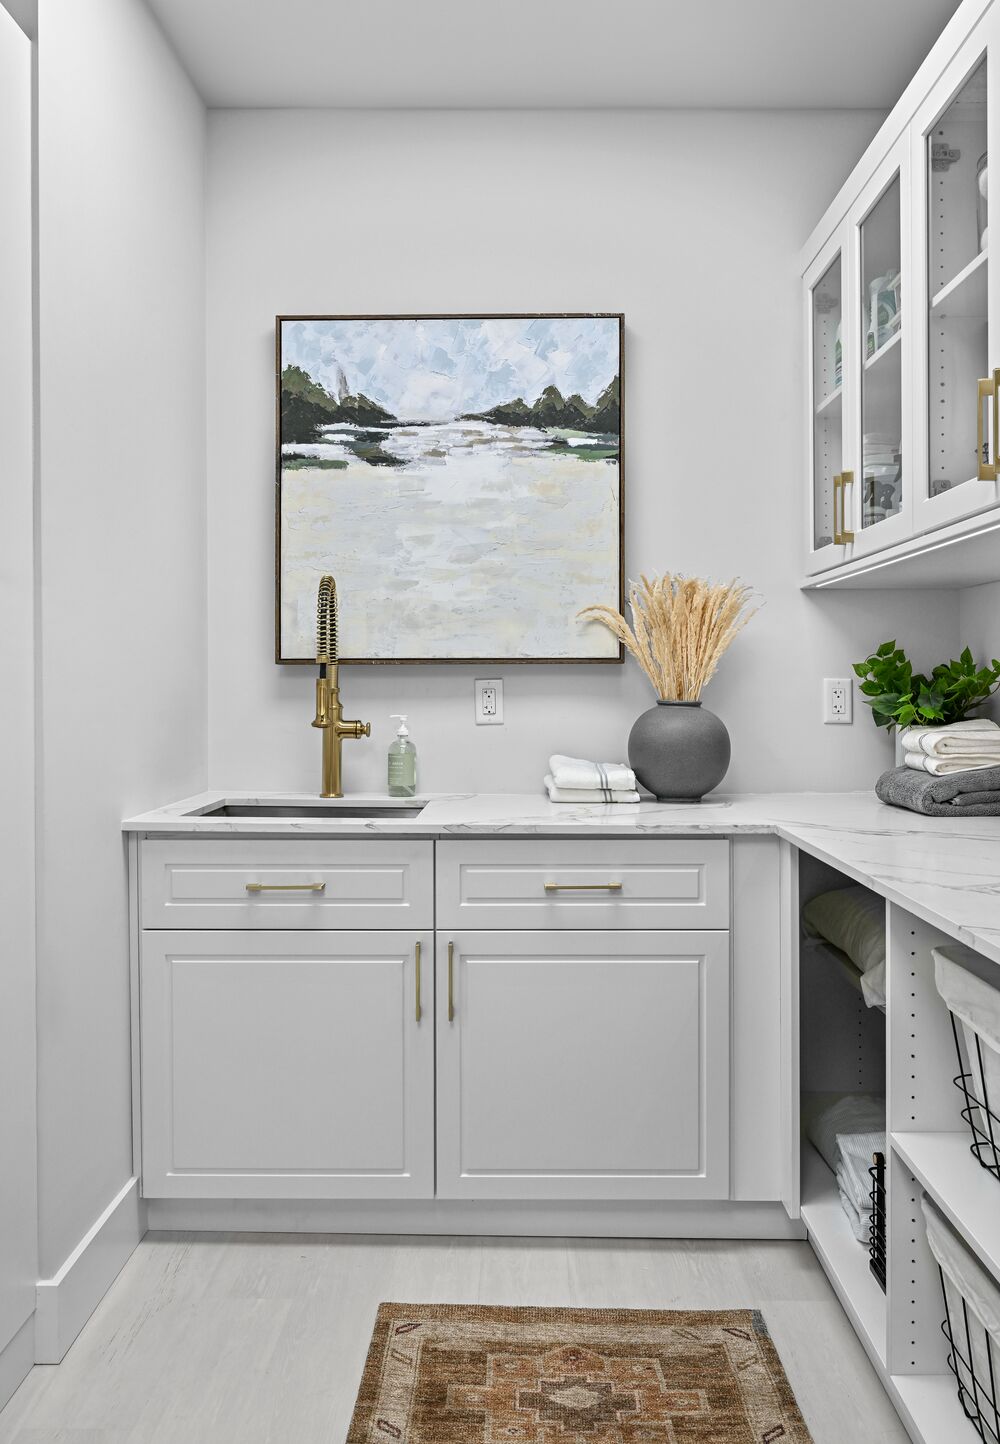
[
  {"x1": 959, "y1": 580, "x2": 1000, "y2": 721},
  {"x1": 0, "y1": 0, "x2": 38, "y2": 1386},
  {"x1": 35, "y1": 0, "x2": 206, "y2": 1277},
  {"x1": 206, "y1": 108, "x2": 959, "y2": 794}
]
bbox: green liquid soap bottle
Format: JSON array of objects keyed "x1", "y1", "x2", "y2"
[{"x1": 388, "y1": 714, "x2": 417, "y2": 798}]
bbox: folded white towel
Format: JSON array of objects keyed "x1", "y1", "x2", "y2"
[
  {"x1": 837, "y1": 1180, "x2": 871, "y2": 1243},
  {"x1": 904, "y1": 750, "x2": 999, "y2": 775},
  {"x1": 549, "y1": 755, "x2": 637, "y2": 795},
  {"x1": 900, "y1": 718, "x2": 1000, "y2": 757},
  {"x1": 544, "y1": 775, "x2": 641, "y2": 805},
  {"x1": 837, "y1": 1130, "x2": 885, "y2": 1213}
]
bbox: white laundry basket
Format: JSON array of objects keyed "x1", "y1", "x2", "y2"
[
  {"x1": 922, "y1": 1193, "x2": 1000, "y2": 1441},
  {"x1": 933, "y1": 946, "x2": 1000, "y2": 1181}
]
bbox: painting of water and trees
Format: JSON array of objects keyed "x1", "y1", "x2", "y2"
[{"x1": 276, "y1": 314, "x2": 623, "y2": 662}]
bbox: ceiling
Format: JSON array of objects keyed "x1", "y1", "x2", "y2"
[{"x1": 147, "y1": 0, "x2": 963, "y2": 109}]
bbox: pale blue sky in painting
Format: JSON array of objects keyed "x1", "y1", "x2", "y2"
[{"x1": 281, "y1": 316, "x2": 620, "y2": 422}]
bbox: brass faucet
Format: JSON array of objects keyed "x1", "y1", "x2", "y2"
[{"x1": 311, "y1": 575, "x2": 370, "y2": 797}]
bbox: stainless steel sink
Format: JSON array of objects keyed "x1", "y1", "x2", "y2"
[{"x1": 199, "y1": 803, "x2": 426, "y2": 820}]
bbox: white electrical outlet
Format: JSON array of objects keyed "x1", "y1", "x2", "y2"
[
  {"x1": 823, "y1": 677, "x2": 853, "y2": 725},
  {"x1": 475, "y1": 677, "x2": 504, "y2": 725}
]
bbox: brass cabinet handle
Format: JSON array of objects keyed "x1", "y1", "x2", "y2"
[
  {"x1": 245, "y1": 881, "x2": 326, "y2": 893},
  {"x1": 544, "y1": 881, "x2": 623, "y2": 891},
  {"x1": 978, "y1": 374, "x2": 999, "y2": 482},
  {"x1": 448, "y1": 941, "x2": 455, "y2": 1023},
  {"x1": 837, "y1": 470, "x2": 855, "y2": 544},
  {"x1": 415, "y1": 940, "x2": 422, "y2": 1023},
  {"x1": 832, "y1": 472, "x2": 843, "y2": 544}
]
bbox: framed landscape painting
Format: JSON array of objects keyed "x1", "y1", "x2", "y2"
[{"x1": 275, "y1": 313, "x2": 624, "y2": 663}]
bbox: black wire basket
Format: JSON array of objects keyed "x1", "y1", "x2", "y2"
[
  {"x1": 940, "y1": 1266, "x2": 1000, "y2": 1443},
  {"x1": 950, "y1": 1013, "x2": 1000, "y2": 1181},
  {"x1": 868, "y1": 1151, "x2": 886, "y2": 1293}
]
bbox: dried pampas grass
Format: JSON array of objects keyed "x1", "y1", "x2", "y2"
[{"x1": 580, "y1": 574, "x2": 759, "y2": 701}]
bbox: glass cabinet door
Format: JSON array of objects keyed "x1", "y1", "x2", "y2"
[
  {"x1": 810, "y1": 250, "x2": 845, "y2": 560},
  {"x1": 912, "y1": 25, "x2": 1000, "y2": 532},
  {"x1": 858, "y1": 171, "x2": 905, "y2": 542}
]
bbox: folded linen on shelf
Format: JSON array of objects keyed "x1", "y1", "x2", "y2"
[
  {"x1": 549, "y1": 755, "x2": 637, "y2": 794},
  {"x1": 544, "y1": 775, "x2": 641, "y2": 805},
  {"x1": 837, "y1": 1181, "x2": 871, "y2": 1243},
  {"x1": 802, "y1": 1092, "x2": 886, "y2": 1175},
  {"x1": 900, "y1": 718, "x2": 1000, "y2": 758},
  {"x1": 837, "y1": 1129, "x2": 884, "y2": 1213},
  {"x1": 876, "y1": 764, "x2": 1000, "y2": 815},
  {"x1": 904, "y1": 751, "x2": 999, "y2": 775}
]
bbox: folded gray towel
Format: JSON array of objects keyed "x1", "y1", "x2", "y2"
[{"x1": 876, "y1": 764, "x2": 1000, "y2": 816}]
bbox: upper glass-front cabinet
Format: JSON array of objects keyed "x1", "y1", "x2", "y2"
[
  {"x1": 913, "y1": 29, "x2": 1000, "y2": 531},
  {"x1": 803, "y1": 7, "x2": 1000, "y2": 579}
]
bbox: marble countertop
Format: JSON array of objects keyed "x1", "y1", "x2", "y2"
[{"x1": 123, "y1": 789, "x2": 1000, "y2": 966}]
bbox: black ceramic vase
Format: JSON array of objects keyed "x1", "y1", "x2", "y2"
[{"x1": 627, "y1": 699, "x2": 731, "y2": 802}]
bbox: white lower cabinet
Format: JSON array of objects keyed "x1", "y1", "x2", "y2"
[
  {"x1": 435, "y1": 930, "x2": 731, "y2": 1200},
  {"x1": 139, "y1": 929, "x2": 434, "y2": 1198}
]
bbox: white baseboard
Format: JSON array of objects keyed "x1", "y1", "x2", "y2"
[
  {"x1": 0, "y1": 1314, "x2": 34, "y2": 1413},
  {"x1": 146, "y1": 1197, "x2": 805, "y2": 1241},
  {"x1": 35, "y1": 1177, "x2": 146, "y2": 1364}
]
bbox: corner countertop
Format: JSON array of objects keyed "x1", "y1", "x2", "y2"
[{"x1": 124, "y1": 789, "x2": 1000, "y2": 965}]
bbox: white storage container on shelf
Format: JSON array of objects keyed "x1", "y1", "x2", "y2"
[
  {"x1": 934, "y1": 945, "x2": 1000, "y2": 1181},
  {"x1": 922, "y1": 1192, "x2": 1000, "y2": 1441}
]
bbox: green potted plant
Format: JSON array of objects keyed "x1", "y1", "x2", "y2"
[{"x1": 853, "y1": 641, "x2": 1000, "y2": 757}]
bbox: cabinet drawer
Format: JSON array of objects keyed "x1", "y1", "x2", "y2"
[
  {"x1": 140, "y1": 839, "x2": 433, "y2": 930},
  {"x1": 436, "y1": 839, "x2": 729, "y2": 930}
]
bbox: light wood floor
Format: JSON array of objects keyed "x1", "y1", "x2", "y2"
[{"x1": 0, "y1": 1232, "x2": 908, "y2": 1443}]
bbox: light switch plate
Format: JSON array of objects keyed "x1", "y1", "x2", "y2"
[
  {"x1": 823, "y1": 677, "x2": 853, "y2": 724},
  {"x1": 475, "y1": 677, "x2": 504, "y2": 725}
]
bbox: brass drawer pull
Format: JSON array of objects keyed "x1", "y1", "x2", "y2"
[
  {"x1": 245, "y1": 882, "x2": 326, "y2": 893},
  {"x1": 977, "y1": 373, "x2": 999, "y2": 482},
  {"x1": 415, "y1": 940, "x2": 422, "y2": 1023},
  {"x1": 833, "y1": 470, "x2": 855, "y2": 544},
  {"x1": 544, "y1": 881, "x2": 623, "y2": 892},
  {"x1": 448, "y1": 941, "x2": 455, "y2": 1023}
]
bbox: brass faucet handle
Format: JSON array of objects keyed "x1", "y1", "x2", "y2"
[{"x1": 361, "y1": 722, "x2": 371, "y2": 738}]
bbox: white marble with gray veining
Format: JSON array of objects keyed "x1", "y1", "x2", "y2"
[{"x1": 123, "y1": 788, "x2": 1000, "y2": 967}]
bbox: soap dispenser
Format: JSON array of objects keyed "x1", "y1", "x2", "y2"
[{"x1": 388, "y1": 715, "x2": 417, "y2": 798}]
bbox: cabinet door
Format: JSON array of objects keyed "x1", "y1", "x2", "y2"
[
  {"x1": 844, "y1": 136, "x2": 913, "y2": 558},
  {"x1": 804, "y1": 226, "x2": 856, "y2": 574},
  {"x1": 436, "y1": 930, "x2": 730, "y2": 1201},
  {"x1": 140, "y1": 930, "x2": 433, "y2": 1198},
  {"x1": 911, "y1": 13, "x2": 1000, "y2": 533}
]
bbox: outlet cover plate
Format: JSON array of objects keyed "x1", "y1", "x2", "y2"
[
  {"x1": 823, "y1": 677, "x2": 853, "y2": 725},
  {"x1": 475, "y1": 677, "x2": 504, "y2": 725}
]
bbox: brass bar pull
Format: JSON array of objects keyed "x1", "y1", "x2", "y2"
[
  {"x1": 978, "y1": 376, "x2": 997, "y2": 482},
  {"x1": 544, "y1": 882, "x2": 623, "y2": 892},
  {"x1": 245, "y1": 881, "x2": 326, "y2": 893},
  {"x1": 447, "y1": 941, "x2": 455, "y2": 1023},
  {"x1": 832, "y1": 472, "x2": 843, "y2": 544},
  {"x1": 414, "y1": 940, "x2": 422, "y2": 1023},
  {"x1": 839, "y1": 469, "x2": 855, "y2": 543}
]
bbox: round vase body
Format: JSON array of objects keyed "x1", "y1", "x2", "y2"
[{"x1": 627, "y1": 700, "x2": 731, "y2": 802}]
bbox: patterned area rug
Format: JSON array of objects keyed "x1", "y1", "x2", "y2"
[{"x1": 347, "y1": 1302, "x2": 813, "y2": 1443}]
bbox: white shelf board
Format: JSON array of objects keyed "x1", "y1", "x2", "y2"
[
  {"x1": 891, "y1": 1372, "x2": 983, "y2": 1444},
  {"x1": 800, "y1": 1141, "x2": 886, "y2": 1366},
  {"x1": 893, "y1": 1131, "x2": 1000, "y2": 1282},
  {"x1": 931, "y1": 249, "x2": 989, "y2": 320},
  {"x1": 864, "y1": 327, "x2": 903, "y2": 372},
  {"x1": 816, "y1": 383, "x2": 843, "y2": 417}
]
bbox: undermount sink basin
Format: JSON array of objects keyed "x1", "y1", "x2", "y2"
[{"x1": 199, "y1": 803, "x2": 426, "y2": 820}]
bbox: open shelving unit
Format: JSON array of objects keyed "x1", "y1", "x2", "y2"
[{"x1": 796, "y1": 862, "x2": 998, "y2": 1444}]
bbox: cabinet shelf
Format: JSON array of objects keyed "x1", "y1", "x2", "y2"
[
  {"x1": 815, "y1": 383, "x2": 843, "y2": 417},
  {"x1": 800, "y1": 1141, "x2": 886, "y2": 1365},
  {"x1": 931, "y1": 248, "x2": 989, "y2": 320},
  {"x1": 891, "y1": 1373, "x2": 984, "y2": 1444},
  {"x1": 863, "y1": 328, "x2": 902, "y2": 372},
  {"x1": 892, "y1": 1131, "x2": 1000, "y2": 1283}
]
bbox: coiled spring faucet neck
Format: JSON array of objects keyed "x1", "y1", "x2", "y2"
[{"x1": 316, "y1": 574, "x2": 338, "y2": 667}]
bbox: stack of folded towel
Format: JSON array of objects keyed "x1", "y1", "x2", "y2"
[
  {"x1": 877, "y1": 718, "x2": 1000, "y2": 816},
  {"x1": 802, "y1": 1092, "x2": 886, "y2": 1244},
  {"x1": 545, "y1": 755, "x2": 640, "y2": 804},
  {"x1": 900, "y1": 718, "x2": 1000, "y2": 774}
]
